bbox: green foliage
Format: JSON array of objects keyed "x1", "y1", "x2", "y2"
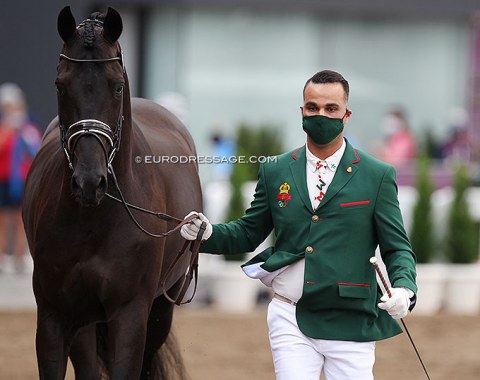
[
  {"x1": 224, "y1": 123, "x2": 283, "y2": 261},
  {"x1": 445, "y1": 164, "x2": 478, "y2": 263},
  {"x1": 410, "y1": 156, "x2": 435, "y2": 263}
]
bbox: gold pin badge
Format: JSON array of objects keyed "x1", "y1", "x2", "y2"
[
  {"x1": 276, "y1": 182, "x2": 292, "y2": 207},
  {"x1": 347, "y1": 167, "x2": 352, "y2": 173}
]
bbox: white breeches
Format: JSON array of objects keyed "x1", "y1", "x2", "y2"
[{"x1": 267, "y1": 298, "x2": 375, "y2": 380}]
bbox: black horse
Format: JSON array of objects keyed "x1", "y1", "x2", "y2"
[{"x1": 22, "y1": 7, "x2": 201, "y2": 379}]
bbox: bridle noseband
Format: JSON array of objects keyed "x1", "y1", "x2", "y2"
[{"x1": 58, "y1": 39, "x2": 125, "y2": 170}]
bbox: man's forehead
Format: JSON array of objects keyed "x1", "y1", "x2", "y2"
[
  {"x1": 304, "y1": 82, "x2": 346, "y2": 102},
  {"x1": 305, "y1": 81, "x2": 343, "y2": 92}
]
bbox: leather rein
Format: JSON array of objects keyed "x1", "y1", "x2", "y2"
[{"x1": 106, "y1": 166, "x2": 205, "y2": 305}]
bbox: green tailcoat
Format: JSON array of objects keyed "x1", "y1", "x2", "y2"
[{"x1": 202, "y1": 140, "x2": 417, "y2": 342}]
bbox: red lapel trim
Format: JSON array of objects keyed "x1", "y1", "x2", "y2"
[
  {"x1": 351, "y1": 149, "x2": 361, "y2": 164},
  {"x1": 291, "y1": 147, "x2": 302, "y2": 161}
]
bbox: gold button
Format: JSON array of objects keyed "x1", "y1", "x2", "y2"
[
  {"x1": 305, "y1": 246, "x2": 314, "y2": 254},
  {"x1": 312, "y1": 215, "x2": 319, "y2": 222}
]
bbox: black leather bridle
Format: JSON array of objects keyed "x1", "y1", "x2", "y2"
[{"x1": 58, "y1": 48, "x2": 125, "y2": 170}]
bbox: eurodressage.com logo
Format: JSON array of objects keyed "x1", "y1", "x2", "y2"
[{"x1": 135, "y1": 155, "x2": 278, "y2": 165}]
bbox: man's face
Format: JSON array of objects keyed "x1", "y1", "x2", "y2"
[{"x1": 301, "y1": 82, "x2": 351, "y2": 124}]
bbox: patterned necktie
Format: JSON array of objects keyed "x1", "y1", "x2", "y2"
[{"x1": 314, "y1": 160, "x2": 327, "y2": 209}]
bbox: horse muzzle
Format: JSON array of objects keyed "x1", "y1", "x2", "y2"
[{"x1": 71, "y1": 170, "x2": 108, "y2": 207}]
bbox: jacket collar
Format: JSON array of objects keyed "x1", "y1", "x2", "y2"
[
  {"x1": 289, "y1": 139, "x2": 361, "y2": 212},
  {"x1": 306, "y1": 140, "x2": 346, "y2": 173}
]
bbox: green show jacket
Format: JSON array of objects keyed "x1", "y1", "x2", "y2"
[{"x1": 201, "y1": 139, "x2": 417, "y2": 342}]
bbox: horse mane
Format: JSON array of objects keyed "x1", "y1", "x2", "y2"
[{"x1": 80, "y1": 12, "x2": 106, "y2": 48}]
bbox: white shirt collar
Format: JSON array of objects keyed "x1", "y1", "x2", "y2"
[{"x1": 306, "y1": 139, "x2": 346, "y2": 173}]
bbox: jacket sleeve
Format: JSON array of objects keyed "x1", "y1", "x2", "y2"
[
  {"x1": 201, "y1": 163, "x2": 274, "y2": 255},
  {"x1": 374, "y1": 165, "x2": 417, "y2": 293}
]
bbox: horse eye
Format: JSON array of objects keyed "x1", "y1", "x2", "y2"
[{"x1": 115, "y1": 84, "x2": 124, "y2": 95}]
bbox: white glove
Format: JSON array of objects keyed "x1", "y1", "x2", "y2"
[
  {"x1": 180, "y1": 211, "x2": 213, "y2": 241},
  {"x1": 377, "y1": 287, "x2": 411, "y2": 319}
]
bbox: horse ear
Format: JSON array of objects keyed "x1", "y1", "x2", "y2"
[
  {"x1": 58, "y1": 6, "x2": 77, "y2": 43},
  {"x1": 103, "y1": 7, "x2": 123, "y2": 43}
]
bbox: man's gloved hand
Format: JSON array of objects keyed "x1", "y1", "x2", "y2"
[
  {"x1": 377, "y1": 287, "x2": 411, "y2": 319},
  {"x1": 180, "y1": 211, "x2": 213, "y2": 241}
]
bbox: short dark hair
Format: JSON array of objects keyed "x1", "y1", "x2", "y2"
[{"x1": 303, "y1": 70, "x2": 349, "y2": 101}]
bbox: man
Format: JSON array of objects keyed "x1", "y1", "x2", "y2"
[{"x1": 182, "y1": 70, "x2": 417, "y2": 380}]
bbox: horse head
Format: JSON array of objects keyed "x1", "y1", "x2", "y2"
[{"x1": 56, "y1": 6, "x2": 126, "y2": 207}]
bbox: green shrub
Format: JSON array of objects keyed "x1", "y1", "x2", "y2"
[
  {"x1": 445, "y1": 164, "x2": 477, "y2": 263},
  {"x1": 224, "y1": 123, "x2": 283, "y2": 260},
  {"x1": 410, "y1": 156, "x2": 435, "y2": 263}
]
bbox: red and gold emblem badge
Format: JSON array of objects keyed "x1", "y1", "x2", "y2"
[{"x1": 276, "y1": 182, "x2": 292, "y2": 208}]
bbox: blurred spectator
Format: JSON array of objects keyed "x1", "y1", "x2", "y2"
[
  {"x1": 441, "y1": 107, "x2": 470, "y2": 162},
  {"x1": 377, "y1": 108, "x2": 417, "y2": 168},
  {"x1": 202, "y1": 130, "x2": 236, "y2": 225},
  {"x1": 210, "y1": 130, "x2": 236, "y2": 182},
  {"x1": 0, "y1": 83, "x2": 41, "y2": 274},
  {"x1": 423, "y1": 127, "x2": 443, "y2": 160}
]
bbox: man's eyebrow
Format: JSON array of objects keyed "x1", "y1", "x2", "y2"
[{"x1": 325, "y1": 102, "x2": 340, "y2": 108}]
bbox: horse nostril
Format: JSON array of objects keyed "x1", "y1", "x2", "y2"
[
  {"x1": 71, "y1": 175, "x2": 82, "y2": 195},
  {"x1": 71, "y1": 172, "x2": 106, "y2": 205},
  {"x1": 98, "y1": 175, "x2": 107, "y2": 195}
]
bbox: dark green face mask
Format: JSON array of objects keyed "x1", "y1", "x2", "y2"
[{"x1": 302, "y1": 115, "x2": 344, "y2": 145}]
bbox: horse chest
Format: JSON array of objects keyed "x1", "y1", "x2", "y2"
[{"x1": 36, "y1": 256, "x2": 146, "y2": 313}]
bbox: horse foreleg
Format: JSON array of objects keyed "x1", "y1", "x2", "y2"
[
  {"x1": 35, "y1": 309, "x2": 71, "y2": 380},
  {"x1": 70, "y1": 324, "x2": 104, "y2": 379},
  {"x1": 140, "y1": 295, "x2": 175, "y2": 379},
  {"x1": 107, "y1": 301, "x2": 149, "y2": 379}
]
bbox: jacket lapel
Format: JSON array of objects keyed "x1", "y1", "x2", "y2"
[
  {"x1": 317, "y1": 140, "x2": 360, "y2": 209},
  {"x1": 289, "y1": 146, "x2": 312, "y2": 212}
]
